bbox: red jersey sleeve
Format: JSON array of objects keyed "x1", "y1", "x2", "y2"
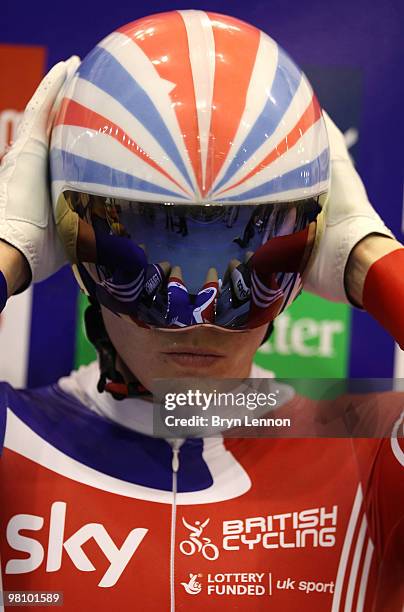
[{"x1": 349, "y1": 392, "x2": 404, "y2": 610}]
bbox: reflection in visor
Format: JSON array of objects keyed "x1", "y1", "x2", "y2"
[{"x1": 64, "y1": 193, "x2": 322, "y2": 330}]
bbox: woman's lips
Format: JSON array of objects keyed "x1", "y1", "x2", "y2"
[{"x1": 162, "y1": 348, "x2": 225, "y2": 368}]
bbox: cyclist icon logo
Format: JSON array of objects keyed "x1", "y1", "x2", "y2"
[{"x1": 179, "y1": 517, "x2": 219, "y2": 561}]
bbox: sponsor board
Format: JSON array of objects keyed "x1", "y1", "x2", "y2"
[{"x1": 255, "y1": 292, "x2": 350, "y2": 377}]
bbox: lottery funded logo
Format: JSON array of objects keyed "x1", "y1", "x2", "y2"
[
  {"x1": 180, "y1": 572, "x2": 335, "y2": 598},
  {"x1": 181, "y1": 573, "x2": 203, "y2": 595},
  {"x1": 180, "y1": 572, "x2": 270, "y2": 596}
]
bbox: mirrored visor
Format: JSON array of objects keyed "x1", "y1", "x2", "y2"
[{"x1": 63, "y1": 192, "x2": 322, "y2": 330}]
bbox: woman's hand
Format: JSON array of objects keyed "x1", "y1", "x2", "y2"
[
  {"x1": 0, "y1": 56, "x2": 80, "y2": 313},
  {"x1": 304, "y1": 111, "x2": 395, "y2": 303}
]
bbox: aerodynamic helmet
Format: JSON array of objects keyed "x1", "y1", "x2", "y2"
[{"x1": 50, "y1": 10, "x2": 329, "y2": 333}]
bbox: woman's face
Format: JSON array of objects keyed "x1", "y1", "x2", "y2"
[{"x1": 102, "y1": 306, "x2": 268, "y2": 390}]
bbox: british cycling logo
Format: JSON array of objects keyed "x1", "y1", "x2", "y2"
[
  {"x1": 180, "y1": 505, "x2": 337, "y2": 560},
  {"x1": 179, "y1": 517, "x2": 219, "y2": 560},
  {"x1": 181, "y1": 574, "x2": 203, "y2": 595}
]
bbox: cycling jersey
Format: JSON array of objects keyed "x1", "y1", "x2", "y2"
[{"x1": 0, "y1": 363, "x2": 403, "y2": 611}]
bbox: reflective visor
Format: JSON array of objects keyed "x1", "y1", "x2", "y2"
[{"x1": 62, "y1": 192, "x2": 322, "y2": 330}]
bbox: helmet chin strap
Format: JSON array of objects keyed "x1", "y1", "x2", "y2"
[
  {"x1": 84, "y1": 298, "x2": 275, "y2": 401},
  {"x1": 84, "y1": 298, "x2": 150, "y2": 400}
]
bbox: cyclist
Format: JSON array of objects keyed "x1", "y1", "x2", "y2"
[{"x1": 0, "y1": 11, "x2": 403, "y2": 611}]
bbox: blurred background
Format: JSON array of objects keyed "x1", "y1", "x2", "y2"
[{"x1": 0, "y1": 0, "x2": 403, "y2": 387}]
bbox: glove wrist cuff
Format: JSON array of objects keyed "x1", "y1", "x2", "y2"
[{"x1": 363, "y1": 249, "x2": 404, "y2": 347}]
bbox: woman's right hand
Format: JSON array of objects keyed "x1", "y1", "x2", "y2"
[{"x1": 0, "y1": 56, "x2": 80, "y2": 313}]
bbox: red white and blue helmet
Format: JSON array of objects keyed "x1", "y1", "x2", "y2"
[{"x1": 51, "y1": 10, "x2": 330, "y2": 331}]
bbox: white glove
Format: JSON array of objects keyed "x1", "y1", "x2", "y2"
[
  {"x1": 0, "y1": 56, "x2": 80, "y2": 285},
  {"x1": 304, "y1": 111, "x2": 394, "y2": 303}
]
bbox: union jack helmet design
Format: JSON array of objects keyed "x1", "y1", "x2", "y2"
[
  {"x1": 50, "y1": 11, "x2": 330, "y2": 332},
  {"x1": 51, "y1": 10, "x2": 329, "y2": 205}
]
